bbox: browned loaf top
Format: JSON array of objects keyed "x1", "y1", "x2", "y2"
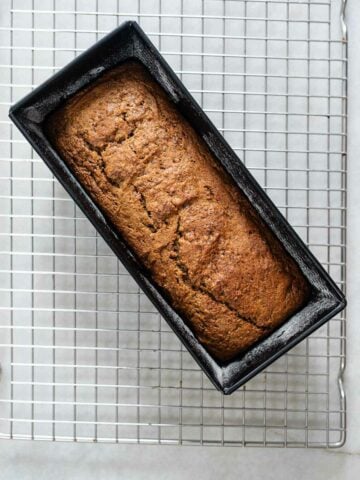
[{"x1": 47, "y1": 61, "x2": 310, "y2": 362}]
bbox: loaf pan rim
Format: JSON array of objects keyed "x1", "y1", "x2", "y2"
[{"x1": 9, "y1": 20, "x2": 346, "y2": 394}]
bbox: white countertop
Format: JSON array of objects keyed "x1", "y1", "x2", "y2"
[{"x1": 1, "y1": 0, "x2": 360, "y2": 478}]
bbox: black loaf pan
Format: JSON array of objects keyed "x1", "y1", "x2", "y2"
[{"x1": 9, "y1": 21, "x2": 346, "y2": 394}]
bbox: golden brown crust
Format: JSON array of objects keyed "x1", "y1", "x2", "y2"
[{"x1": 46, "y1": 61, "x2": 310, "y2": 362}]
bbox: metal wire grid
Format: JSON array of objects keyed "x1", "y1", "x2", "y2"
[{"x1": 0, "y1": 0, "x2": 347, "y2": 447}]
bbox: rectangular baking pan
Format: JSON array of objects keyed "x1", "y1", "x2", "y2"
[{"x1": 9, "y1": 21, "x2": 346, "y2": 394}]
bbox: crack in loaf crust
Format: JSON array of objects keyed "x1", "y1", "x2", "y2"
[{"x1": 46, "y1": 61, "x2": 310, "y2": 362}]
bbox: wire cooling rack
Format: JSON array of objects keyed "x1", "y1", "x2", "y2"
[{"x1": 0, "y1": 0, "x2": 347, "y2": 447}]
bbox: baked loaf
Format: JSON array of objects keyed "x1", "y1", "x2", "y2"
[{"x1": 47, "y1": 61, "x2": 309, "y2": 362}]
